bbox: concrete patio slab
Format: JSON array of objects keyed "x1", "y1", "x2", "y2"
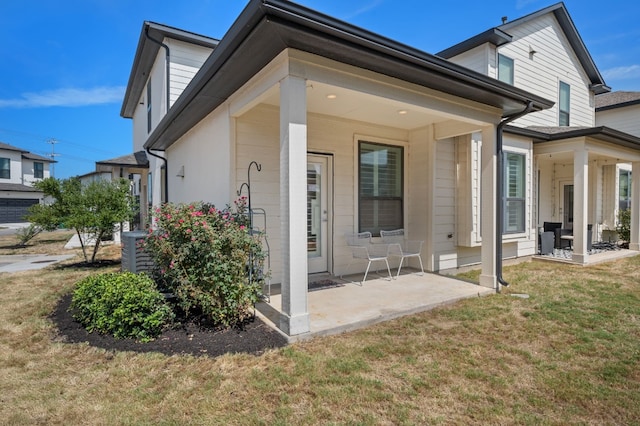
[{"x1": 256, "y1": 271, "x2": 493, "y2": 342}]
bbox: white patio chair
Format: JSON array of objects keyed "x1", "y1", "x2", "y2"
[
  {"x1": 341, "y1": 232, "x2": 392, "y2": 284},
  {"x1": 380, "y1": 229, "x2": 424, "y2": 278}
]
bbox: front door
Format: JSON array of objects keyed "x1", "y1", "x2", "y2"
[{"x1": 307, "y1": 155, "x2": 331, "y2": 273}]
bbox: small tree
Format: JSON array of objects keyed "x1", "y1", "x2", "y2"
[
  {"x1": 617, "y1": 208, "x2": 631, "y2": 248},
  {"x1": 28, "y1": 177, "x2": 134, "y2": 263}
]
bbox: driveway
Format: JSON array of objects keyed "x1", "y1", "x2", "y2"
[{"x1": 0, "y1": 222, "x2": 30, "y2": 236}]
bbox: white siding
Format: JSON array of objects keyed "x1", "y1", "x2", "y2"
[
  {"x1": 0, "y1": 150, "x2": 23, "y2": 184},
  {"x1": 498, "y1": 14, "x2": 595, "y2": 127},
  {"x1": 447, "y1": 43, "x2": 494, "y2": 76},
  {"x1": 166, "y1": 39, "x2": 212, "y2": 107},
  {"x1": 21, "y1": 159, "x2": 50, "y2": 186},
  {"x1": 596, "y1": 105, "x2": 640, "y2": 137}
]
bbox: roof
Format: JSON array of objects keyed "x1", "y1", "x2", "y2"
[
  {"x1": 0, "y1": 182, "x2": 43, "y2": 193},
  {"x1": 138, "y1": 0, "x2": 554, "y2": 151},
  {"x1": 505, "y1": 125, "x2": 640, "y2": 151},
  {"x1": 95, "y1": 151, "x2": 149, "y2": 168},
  {"x1": 595, "y1": 91, "x2": 640, "y2": 111},
  {"x1": 437, "y1": 2, "x2": 609, "y2": 95},
  {"x1": 120, "y1": 22, "x2": 220, "y2": 118},
  {"x1": 0, "y1": 141, "x2": 28, "y2": 153}
]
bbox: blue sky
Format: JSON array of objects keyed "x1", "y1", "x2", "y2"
[{"x1": 1, "y1": 0, "x2": 638, "y2": 179}]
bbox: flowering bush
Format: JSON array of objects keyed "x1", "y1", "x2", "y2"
[{"x1": 144, "y1": 199, "x2": 265, "y2": 327}]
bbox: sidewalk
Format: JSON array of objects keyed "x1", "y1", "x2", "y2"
[{"x1": 0, "y1": 254, "x2": 75, "y2": 273}]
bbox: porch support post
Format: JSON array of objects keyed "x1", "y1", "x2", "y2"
[
  {"x1": 630, "y1": 161, "x2": 640, "y2": 251},
  {"x1": 479, "y1": 125, "x2": 497, "y2": 288},
  {"x1": 140, "y1": 169, "x2": 149, "y2": 229},
  {"x1": 279, "y1": 75, "x2": 310, "y2": 336},
  {"x1": 572, "y1": 147, "x2": 589, "y2": 263}
]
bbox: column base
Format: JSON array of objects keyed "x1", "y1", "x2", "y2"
[
  {"x1": 479, "y1": 274, "x2": 497, "y2": 289},
  {"x1": 279, "y1": 312, "x2": 310, "y2": 336},
  {"x1": 571, "y1": 253, "x2": 588, "y2": 264},
  {"x1": 629, "y1": 243, "x2": 640, "y2": 251}
]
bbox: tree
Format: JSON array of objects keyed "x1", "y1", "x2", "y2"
[{"x1": 28, "y1": 177, "x2": 135, "y2": 263}]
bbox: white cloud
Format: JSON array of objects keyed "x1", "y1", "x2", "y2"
[
  {"x1": 516, "y1": 0, "x2": 541, "y2": 10},
  {"x1": 343, "y1": 0, "x2": 384, "y2": 20},
  {"x1": 0, "y1": 86, "x2": 126, "y2": 108},
  {"x1": 602, "y1": 65, "x2": 640, "y2": 81}
]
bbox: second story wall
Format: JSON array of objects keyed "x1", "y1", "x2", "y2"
[
  {"x1": 167, "y1": 39, "x2": 212, "y2": 107},
  {"x1": 596, "y1": 105, "x2": 640, "y2": 137},
  {"x1": 0, "y1": 150, "x2": 23, "y2": 184},
  {"x1": 21, "y1": 159, "x2": 50, "y2": 185}
]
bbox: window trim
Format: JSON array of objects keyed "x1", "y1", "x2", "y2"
[
  {"x1": 0, "y1": 157, "x2": 10, "y2": 179},
  {"x1": 559, "y1": 81, "x2": 570, "y2": 126},
  {"x1": 354, "y1": 135, "x2": 408, "y2": 237},
  {"x1": 34, "y1": 161, "x2": 44, "y2": 179},
  {"x1": 503, "y1": 151, "x2": 526, "y2": 235},
  {"x1": 619, "y1": 168, "x2": 632, "y2": 211},
  {"x1": 497, "y1": 53, "x2": 514, "y2": 85}
]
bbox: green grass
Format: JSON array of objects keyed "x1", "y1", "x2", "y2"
[{"x1": 1, "y1": 233, "x2": 639, "y2": 424}]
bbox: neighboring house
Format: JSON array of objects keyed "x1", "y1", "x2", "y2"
[
  {"x1": 0, "y1": 141, "x2": 52, "y2": 223},
  {"x1": 437, "y1": 2, "x2": 640, "y2": 263},
  {"x1": 119, "y1": 0, "x2": 638, "y2": 335}
]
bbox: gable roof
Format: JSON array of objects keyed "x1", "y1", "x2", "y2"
[
  {"x1": 139, "y1": 0, "x2": 554, "y2": 150},
  {"x1": 120, "y1": 22, "x2": 220, "y2": 118},
  {"x1": 0, "y1": 141, "x2": 54, "y2": 162},
  {"x1": 0, "y1": 141, "x2": 28, "y2": 153},
  {"x1": 505, "y1": 125, "x2": 640, "y2": 151},
  {"x1": 437, "y1": 2, "x2": 609, "y2": 95},
  {"x1": 596, "y1": 91, "x2": 640, "y2": 111}
]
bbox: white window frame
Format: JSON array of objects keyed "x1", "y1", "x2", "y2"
[
  {"x1": 559, "y1": 81, "x2": 570, "y2": 126},
  {"x1": 498, "y1": 54, "x2": 514, "y2": 85}
]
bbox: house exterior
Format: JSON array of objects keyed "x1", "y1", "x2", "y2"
[
  {"x1": 437, "y1": 2, "x2": 640, "y2": 263},
  {"x1": 0, "y1": 141, "x2": 52, "y2": 223},
  {"x1": 120, "y1": 0, "x2": 638, "y2": 336}
]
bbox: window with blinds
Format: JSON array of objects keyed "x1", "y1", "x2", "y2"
[
  {"x1": 359, "y1": 141, "x2": 403, "y2": 236},
  {"x1": 504, "y1": 152, "x2": 525, "y2": 233},
  {"x1": 0, "y1": 158, "x2": 10, "y2": 179},
  {"x1": 619, "y1": 169, "x2": 632, "y2": 211}
]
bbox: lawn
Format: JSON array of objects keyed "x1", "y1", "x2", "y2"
[{"x1": 1, "y1": 230, "x2": 639, "y2": 424}]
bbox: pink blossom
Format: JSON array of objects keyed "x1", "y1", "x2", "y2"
[
  {"x1": 186, "y1": 229, "x2": 192, "y2": 234},
  {"x1": 240, "y1": 225, "x2": 245, "y2": 230}
]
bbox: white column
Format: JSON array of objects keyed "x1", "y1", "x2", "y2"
[
  {"x1": 140, "y1": 169, "x2": 149, "y2": 229},
  {"x1": 630, "y1": 161, "x2": 640, "y2": 251},
  {"x1": 572, "y1": 147, "x2": 589, "y2": 263},
  {"x1": 479, "y1": 125, "x2": 497, "y2": 289},
  {"x1": 279, "y1": 75, "x2": 310, "y2": 336}
]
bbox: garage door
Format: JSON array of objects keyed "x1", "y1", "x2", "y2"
[{"x1": 0, "y1": 198, "x2": 39, "y2": 223}]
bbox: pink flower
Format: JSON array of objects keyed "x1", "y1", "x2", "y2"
[
  {"x1": 186, "y1": 229, "x2": 192, "y2": 234},
  {"x1": 240, "y1": 225, "x2": 245, "y2": 230}
]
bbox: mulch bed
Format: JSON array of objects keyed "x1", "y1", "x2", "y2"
[{"x1": 50, "y1": 294, "x2": 289, "y2": 358}]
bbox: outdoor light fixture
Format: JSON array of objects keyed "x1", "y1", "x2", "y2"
[
  {"x1": 326, "y1": 94, "x2": 337, "y2": 99},
  {"x1": 397, "y1": 109, "x2": 408, "y2": 115}
]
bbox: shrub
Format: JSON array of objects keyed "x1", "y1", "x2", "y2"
[
  {"x1": 71, "y1": 272, "x2": 174, "y2": 341},
  {"x1": 144, "y1": 199, "x2": 265, "y2": 327},
  {"x1": 16, "y1": 223, "x2": 43, "y2": 246},
  {"x1": 617, "y1": 208, "x2": 631, "y2": 247}
]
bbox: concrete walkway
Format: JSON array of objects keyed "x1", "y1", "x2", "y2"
[
  {"x1": 256, "y1": 270, "x2": 493, "y2": 341},
  {"x1": 0, "y1": 254, "x2": 75, "y2": 273}
]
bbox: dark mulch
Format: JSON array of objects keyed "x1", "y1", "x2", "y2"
[{"x1": 50, "y1": 294, "x2": 288, "y2": 358}]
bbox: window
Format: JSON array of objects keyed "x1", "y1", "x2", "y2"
[
  {"x1": 498, "y1": 54, "x2": 514, "y2": 85},
  {"x1": 34, "y1": 162, "x2": 44, "y2": 179},
  {"x1": 0, "y1": 158, "x2": 9, "y2": 179},
  {"x1": 146, "y1": 81, "x2": 152, "y2": 133},
  {"x1": 504, "y1": 152, "x2": 526, "y2": 233},
  {"x1": 619, "y1": 169, "x2": 632, "y2": 211},
  {"x1": 559, "y1": 81, "x2": 570, "y2": 126},
  {"x1": 359, "y1": 141, "x2": 403, "y2": 236}
]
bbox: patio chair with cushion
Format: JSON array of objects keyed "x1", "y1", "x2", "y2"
[
  {"x1": 380, "y1": 229, "x2": 424, "y2": 278},
  {"x1": 341, "y1": 232, "x2": 392, "y2": 284}
]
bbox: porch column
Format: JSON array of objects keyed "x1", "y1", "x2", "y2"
[
  {"x1": 630, "y1": 161, "x2": 640, "y2": 251},
  {"x1": 140, "y1": 169, "x2": 149, "y2": 229},
  {"x1": 279, "y1": 75, "x2": 310, "y2": 335},
  {"x1": 479, "y1": 125, "x2": 497, "y2": 288},
  {"x1": 572, "y1": 147, "x2": 589, "y2": 263}
]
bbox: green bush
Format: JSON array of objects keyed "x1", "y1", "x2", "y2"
[
  {"x1": 16, "y1": 223, "x2": 43, "y2": 246},
  {"x1": 71, "y1": 272, "x2": 174, "y2": 341},
  {"x1": 144, "y1": 199, "x2": 265, "y2": 327},
  {"x1": 617, "y1": 208, "x2": 631, "y2": 246}
]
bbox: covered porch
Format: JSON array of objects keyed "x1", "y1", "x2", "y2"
[
  {"x1": 534, "y1": 129, "x2": 640, "y2": 264},
  {"x1": 256, "y1": 270, "x2": 493, "y2": 341}
]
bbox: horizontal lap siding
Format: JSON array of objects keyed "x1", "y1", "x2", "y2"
[
  {"x1": 167, "y1": 40, "x2": 212, "y2": 107},
  {"x1": 597, "y1": 107, "x2": 640, "y2": 137},
  {"x1": 433, "y1": 139, "x2": 457, "y2": 270}
]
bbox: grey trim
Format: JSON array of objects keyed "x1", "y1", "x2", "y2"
[
  {"x1": 0, "y1": 183, "x2": 42, "y2": 193},
  {"x1": 505, "y1": 124, "x2": 640, "y2": 151},
  {"x1": 141, "y1": 0, "x2": 554, "y2": 151},
  {"x1": 121, "y1": 21, "x2": 219, "y2": 118},
  {"x1": 597, "y1": 100, "x2": 640, "y2": 112},
  {"x1": 436, "y1": 28, "x2": 512, "y2": 59}
]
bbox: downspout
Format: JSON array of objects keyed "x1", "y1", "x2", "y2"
[
  {"x1": 496, "y1": 101, "x2": 534, "y2": 292},
  {"x1": 144, "y1": 25, "x2": 171, "y2": 204}
]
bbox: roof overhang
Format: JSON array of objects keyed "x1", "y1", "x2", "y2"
[
  {"x1": 143, "y1": 0, "x2": 553, "y2": 151},
  {"x1": 120, "y1": 22, "x2": 219, "y2": 118},
  {"x1": 505, "y1": 125, "x2": 640, "y2": 151},
  {"x1": 436, "y1": 28, "x2": 513, "y2": 58}
]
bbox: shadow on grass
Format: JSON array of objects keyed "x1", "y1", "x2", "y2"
[{"x1": 54, "y1": 259, "x2": 121, "y2": 270}]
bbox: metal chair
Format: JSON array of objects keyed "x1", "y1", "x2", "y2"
[
  {"x1": 341, "y1": 232, "x2": 392, "y2": 284},
  {"x1": 380, "y1": 229, "x2": 424, "y2": 278}
]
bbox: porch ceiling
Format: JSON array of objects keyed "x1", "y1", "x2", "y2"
[{"x1": 260, "y1": 80, "x2": 460, "y2": 130}]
